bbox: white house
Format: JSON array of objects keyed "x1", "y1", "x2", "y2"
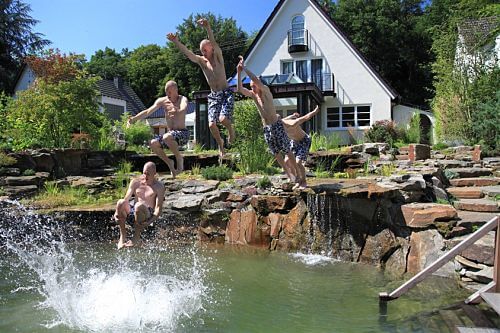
[
  {"x1": 456, "y1": 17, "x2": 499, "y2": 77},
  {"x1": 192, "y1": 0, "x2": 430, "y2": 146}
]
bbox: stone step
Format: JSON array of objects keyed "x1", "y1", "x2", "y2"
[
  {"x1": 456, "y1": 211, "x2": 500, "y2": 229},
  {"x1": 481, "y1": 293, "x2": 500, "y2": 316},
  {"x1": 482, "y1": 186, "x2": 500, "y2": 198},
  {"x1": 448, "y1": 187, "x2": 485, "y2": 199},
  {"x1": 454, "y1": 199, "x2": 499, "y2": 213},
  {"x1": 447, "y1": 168, "x2": 493, "y2": 178},
  {"x1": 450, "y1": 177, "x2": 500, "y2": 187},
  {"x1": 457, "y1": 327, "x2": 500, "y2": 333}
]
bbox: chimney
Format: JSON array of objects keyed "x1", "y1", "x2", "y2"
[{"x1": 113, "y1": 76, "x2": 123, "y2": 89}]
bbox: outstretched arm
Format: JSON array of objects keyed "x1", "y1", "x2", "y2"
[
  {"x1": 167, "y1": 33, "x2": 202, "y2": 64},
  {"x1": 197, "y1": 18, "x2": 223, "y2": 61},
  {"x1": 236, "y1": 56, "x2": 253, "y2": 98},
  {"x1": 287, "y1": 106, "x2": 320, "y2": 126},
  {"x1": 128, "y1": 99, "x2": 162, "y2": 127}
]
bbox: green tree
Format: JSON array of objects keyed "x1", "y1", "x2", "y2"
[
  {"x1": 4, "y1": 52, "x2": 105, "y2": 150},
  {"x1": 0, "y1": 0, "x2": 50, "y2": 93},
  {"x1": 124, "y1": 44, "x2": 170, "y2": 106},
  {"x1": 166, "y1": 12, "x2": 248, "y2": 97},
  {"x1": 329, "y1": 0, "x2": 433, "y2": 107},
  {"x1": 85, "y1": 47, "x2": 127, "y2": 80},
  {"x1": 430, "y1": 0, "x2": 499, "y2": 146}
]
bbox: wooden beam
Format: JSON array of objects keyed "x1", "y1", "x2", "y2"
[
  {"x1": 379, "y1": 216, "x2": 499, "y2": 301},
  {"x1": 465, "y1": 281, "x2": 495, "y2": 304}
]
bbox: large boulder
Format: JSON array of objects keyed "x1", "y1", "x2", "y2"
[{"x1": 401, "y1": 203, "x2": 457, "y2": 228}]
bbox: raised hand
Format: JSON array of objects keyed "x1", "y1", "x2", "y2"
[
  {"x1": 126, "y1": 116, "x2": 134, "y2": 128},
  {"x1": 166, "y1": 33, "x2": 177, "y2": 42},
  {"x1": 197, "y1": 18, "x2": 208, "y2": 27},
  {"x1": 237, "y1": 55, "x2": 244, "y2": 72}
]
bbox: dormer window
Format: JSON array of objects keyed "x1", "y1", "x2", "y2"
[{"x1": 288, "y1": 15, "x2": 309, "y2": 53}]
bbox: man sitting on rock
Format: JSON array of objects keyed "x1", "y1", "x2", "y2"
[{"x1": 113, "y1": 161, "x2": 165, "y2": 249}]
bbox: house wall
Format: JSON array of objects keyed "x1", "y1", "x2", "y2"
[
  {"x1": 99, "y1": 96, "x2": 127, "y2": 115},
  {"x1": 14, "y1": 67, "x2": 36, "y2": 94},
  {"x1": 245, "y1": 0, "x2": 394, "y2": 144}
]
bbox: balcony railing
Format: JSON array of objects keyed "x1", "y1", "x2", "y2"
[{"x1": 287, "y1": 29, "x2": 309, "y2": 53}]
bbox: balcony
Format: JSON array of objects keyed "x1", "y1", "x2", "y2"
[{"x1": 287, "y1": 29, "x2": 309, "y2": 53}]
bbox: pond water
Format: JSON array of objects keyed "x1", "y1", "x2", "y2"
[{"x1": 0, "y1": 201, "x2": 470, "y2": 333}]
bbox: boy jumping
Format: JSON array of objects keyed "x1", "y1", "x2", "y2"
[{"x1": 281, "y1": 106, "x2": 320, "y2": 189}]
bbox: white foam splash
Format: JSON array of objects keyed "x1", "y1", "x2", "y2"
[
  {"x1": 1, "y1": 200, "x2": 208, "y2": 333},
  {"x1": 290, "y1": 252, "x2": 337, "y2": 266}
]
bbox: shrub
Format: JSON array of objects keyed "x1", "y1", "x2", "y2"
[
  {"x1": 365, "y1": 120, "x2": 400, "y2": 145},
  {"x1": 256, "y1": 176, "x2": 272, "y2": 189},
  {"x1": 201, "y1": 165, "x2": 233, "y2": 181},
  {"x1": 310, "y1": 132, "x2": 341, "y2": 152},
  {"x1": 22, "y1": 169, "x2": 36, "y2": 176},
  {"x1": 117, "y1": 113, "x2": 152, "y2": 146},
  {"x1": 0, "y1": 151, "x2": 17, "y2": 167},
  {"x1": 471, "y1": 90, "x2": 500, "y2": 156},
  {"x1": 233, "y1": 100, "x2": 274, "y2": 174}
]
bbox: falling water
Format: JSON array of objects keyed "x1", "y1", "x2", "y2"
[{"x1": 0, "y1": 200, "x2": 210, "y2": 333}]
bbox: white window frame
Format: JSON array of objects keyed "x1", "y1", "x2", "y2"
[
  {"x1": 291, "y1": 15, "x2": 305, "y2": 45},
  {"x1": 326, "y1": 105, "x2": 372, "y2": 130}
]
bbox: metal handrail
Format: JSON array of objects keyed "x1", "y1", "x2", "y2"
[{"x1": 379, "y1": 215, "x2": 499, "y2": 302}]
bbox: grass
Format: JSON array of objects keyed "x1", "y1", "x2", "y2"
[
  {"x1": 310, "y1": 132, "x2": 342, "y2": 152},
  {"x1": 28, "y1": 181, "x2": 121, "y2": 209},
  {"x1": 256, "y1": 175, "x2": 272, "y2": 189},
  {"x1": 377, "y1": 163, "x2": 397, "y2": 177}
]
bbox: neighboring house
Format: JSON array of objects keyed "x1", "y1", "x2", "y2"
[
  {"x1": 96, "y1": 77, "x2": 146, "y2": 121},
  {"x1": 193, "y1": 0, "x2": 432, "y2": 147},
  {"x1": 13, "y1": 65, "x2": 146, "y2": 122},
  {"x1": 456, "y1": 16, "x2": 499, "y2": 76}
]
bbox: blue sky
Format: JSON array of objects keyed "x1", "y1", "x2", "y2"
[{"x1": 26, "y1": 0, "x2": 280, "y2": 60}]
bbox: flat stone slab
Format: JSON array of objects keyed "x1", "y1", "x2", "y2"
[
  {"x1": 447, "y1": 187, "x2": 484, "y2": 199},
  {"x1": 401, "y1": 203, "x2": 457, "y2": 228},
  {"x1": 481, "y1": 185, "x2": 500, "y2": 198},
  {"x1": 446, "y1": 168, "x2": 492, "y2": 178},
  {"x1": 456, "y1": 210, "x2": 499, "y2": 227},
  {"x1": 450, "y1": 177, "x2": 500, "y2": 187},
  {"x1": 454, "y1": 199, "x2": 499, "y2": 212}
]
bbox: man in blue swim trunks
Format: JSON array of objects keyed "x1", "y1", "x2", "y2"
[
  {"x1": 128, "y1": 80, "x2": 188, "y2": 178},
  {"x1": 281, "y1": 106, "x2": 320, "y2": 189},
  {"x1": 167, "y1": 17, "x2": 235, "y2": 158},
  {"x1": 113, "y1": 162, "x2": 165, "y2": 249},
  {"x1": 236, "y1": 56, "x2": 299, "y2": 183}
]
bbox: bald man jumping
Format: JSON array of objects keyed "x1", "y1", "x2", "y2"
[{"x1": 113, "y1": 162, "x2": 165, "y2": 249}]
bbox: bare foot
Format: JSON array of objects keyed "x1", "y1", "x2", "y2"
[
  {"x1": 117, "y1": 239, "x2": 127, "y2": 249},
  {"x1": 123, "y1": 240, "x2": 135, "y2": 247},
  {"x1": 218, "y1": 148, "x2": 225, "y2": 165},
  {"x1": 176, "y1": 156, "x2": 184, "y2": 175}
]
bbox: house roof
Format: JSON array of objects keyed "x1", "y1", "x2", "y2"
[
  {"x1": 243, "y1": 0, "x2": 398, "y2": 100},
  {"x1": 146, "y1": 101, "x2": 196, "y2": 119},
  {"x1": 97, "y1": 79, "x2": 146, "y2": 115},
  {"x1": 458, "y1": 16, "x2": 499, "y2": 53}
]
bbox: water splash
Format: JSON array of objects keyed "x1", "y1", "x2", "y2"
[
  {"x1": 290, "y1": 252, "x2": 338, "y2": 266},
  {"x1": 0, "y1": 199, "x2": 209, "y2": 333}
]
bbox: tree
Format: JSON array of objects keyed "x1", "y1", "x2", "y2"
[
  {"x1": 166, "y1": 12, "x2": 248, "y2": 97},
  {"x1": 328, "y1": 0, "x2": 433, "y2": 107},
  {"x1": 124, "y1": 44, "x2": 170, "y2": 106},
  {"x1": 3, "y1": 51, "x2": 105, "y2": 150},
  {"x1": 430, "y1": 0, "x2": 499, "y2": 146},
  {"x1": 0, "y1": 0, "x2": 50, "y2": 93},
  {"x1": 85, "y1": 47, "x2": 127, "y2": 80}
]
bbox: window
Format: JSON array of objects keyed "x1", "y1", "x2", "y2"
[
  {"x1": 326, "y1": 105, "x2": 371, "y2": 128},
  {"x1": 296, "y1": 60, "x2": 308, "y2": 82},
  {"x1": 103, "y1": 103, "x2": 125, "y2": 121},
  {"x1": 291, "y1": 15, "x2": 305, "y2": 45},
  {"x1": 282, "y1": 61, "x2": 293, "y2": 75}
]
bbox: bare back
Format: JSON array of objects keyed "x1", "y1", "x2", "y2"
[
  {"x1": 253, "y1": 87, "x2": 279, "y2": 126},
  {"x1": 199, "y1": 55, "x2": 228, "y2": 92},
  {"x1": 282, "y1": 119, "x2": 307, "y2": 141}
]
